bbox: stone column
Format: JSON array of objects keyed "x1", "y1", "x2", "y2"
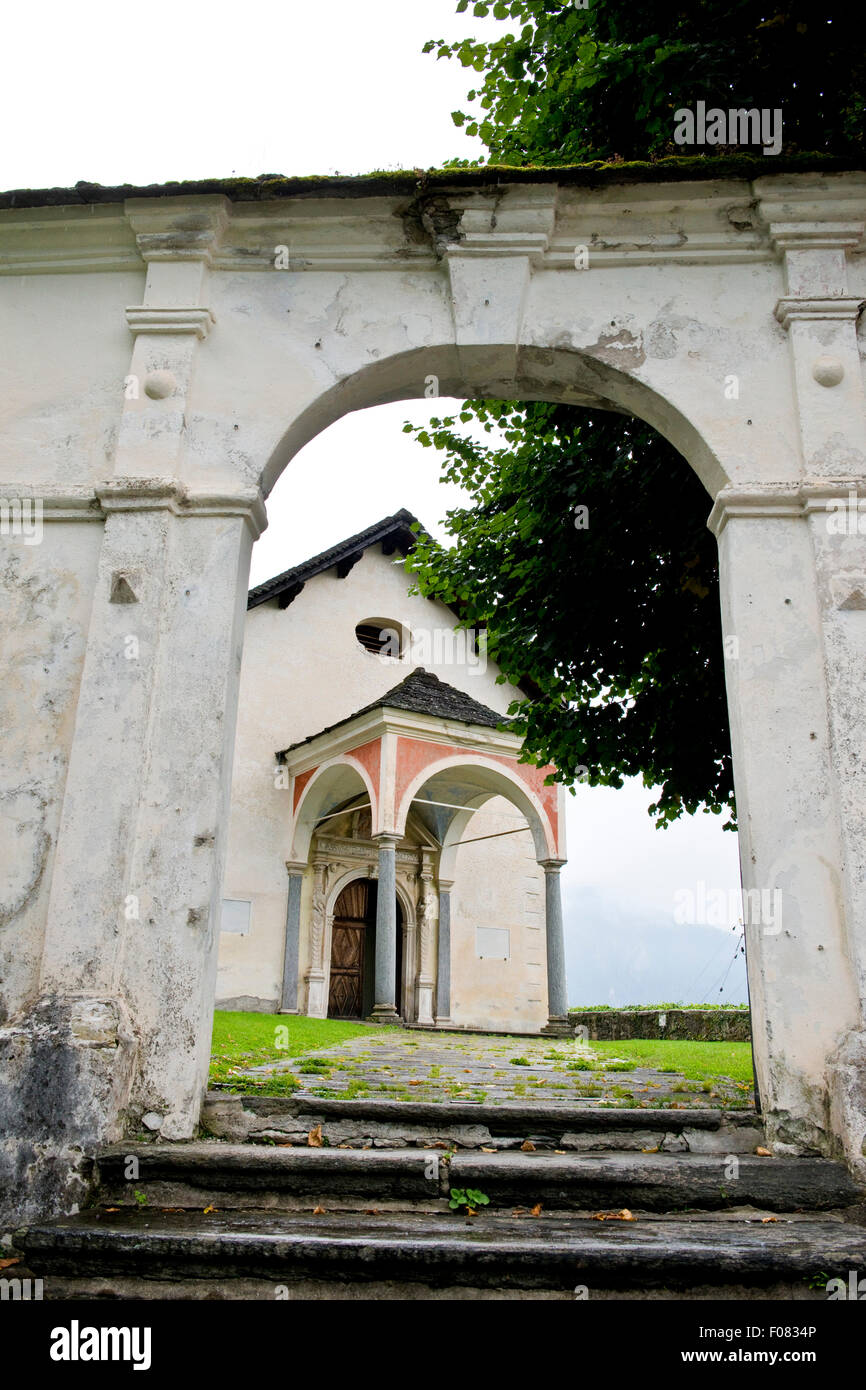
[
  {"x1": 305, "y1": 856, "x2": 329, "y2": 1018},
  {"x1": 415, "y1": 850, "x2": 436, "y2": 1027},
  {"x1": 435, "y1": 879, "x2": 453, "y2": 1026},
  {"x1": 370, "y1": 834, "x2": 401, "y2": 1025},
  {"x1": 279, "y1": 862, "x2": 306, "y2": 1014},
  {"x1": 540, "y1": 860, "x2": 570, "y2": 1035}
]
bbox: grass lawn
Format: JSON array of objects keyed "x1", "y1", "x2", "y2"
[
  {"x1": 589, "y1": 1039, "x2": 754, "y2": 1084},
  {"x1": 209, "y1": 1011, "x2": 388, "y2": 1089}
]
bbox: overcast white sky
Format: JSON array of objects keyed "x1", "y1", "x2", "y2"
[{"x1": 3, "y1": 0, "x2": 747, "y2": 1003}]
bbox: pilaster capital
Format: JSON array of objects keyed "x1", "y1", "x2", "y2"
[
  {"x1": 95, "y1": 477, "x2": 268, "y2": 539},
  {"x1": 774, "y1": 296, "x2": 865, "y2": 331},
  {"x1": 125, "y1": 305, "x2": 216, "y2": 339},
  {"x1": 708, "y1": 480, "x2": 866, "y2": 537}
]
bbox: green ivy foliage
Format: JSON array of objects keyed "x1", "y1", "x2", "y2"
[{"x1": 405, "y1": 403, "x2": 733, "y2": 828}]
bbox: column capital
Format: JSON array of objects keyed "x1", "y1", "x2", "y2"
[
  {"x1": 373, "y1": 832, "x2": 400, "y2": 849},
  {"x1": 285, "y1": 860, "x2": 307, "y2": 877},
  {"x1": 539, "y1": 858, "x2": 567, "y2": 873}
]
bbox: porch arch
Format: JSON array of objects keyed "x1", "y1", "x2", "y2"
[{"x1": 290, "y1": 756, "x2": 378, "y2": 863}]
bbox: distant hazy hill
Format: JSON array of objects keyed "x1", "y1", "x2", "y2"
[{"x1": 563, "y1": 885, "x2": 748, "y2": 1008}]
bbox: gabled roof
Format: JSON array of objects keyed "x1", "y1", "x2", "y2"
[
  {"x1": 248, "y1": 508, "x2": 422, "y2": 611},
  {"x1": 279, "y1": 668, "x2": 512, "y2": 757}
]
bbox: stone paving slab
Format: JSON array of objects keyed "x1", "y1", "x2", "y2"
[{"x1": 231, "y1": 1028, "x2": 755, "y2": 1112}]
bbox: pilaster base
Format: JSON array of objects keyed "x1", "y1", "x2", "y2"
[
  {"x1": 306, "y1": 975, "x2": 327, "y2": 1019},
  {"x1": 416, "y1": 983, "x2": 434, "y2": 1027}
]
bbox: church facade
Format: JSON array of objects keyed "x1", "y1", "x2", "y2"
[{"x1": 217, "y1": 510, "x2": 569, "y2": 1035}]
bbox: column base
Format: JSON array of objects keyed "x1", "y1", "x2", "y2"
[
  {"x1": 541, "y1": 1015, "x2": 573, "y2": 1037},
  {"x1": 434, "y1": 1016, "x2": 453, "y2": 1028},
  {"x1": 369, "y1": 1006, "x2": 403, "y2": 1026},
  {"x1": 277, "y1": 1009, "x2": 300, "y2": 1016}
]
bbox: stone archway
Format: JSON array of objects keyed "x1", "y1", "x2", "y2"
[{"x1": 1, "y1": 168, "x2": 865, "y2": 1224}]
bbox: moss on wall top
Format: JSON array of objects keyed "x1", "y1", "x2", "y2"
[{"x1": 1, "y1": 153, "x2": 862, "y2": 211}]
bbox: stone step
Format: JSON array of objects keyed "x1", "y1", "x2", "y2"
[
  {"x1": 91, "y1": 1142, "x2": 860, "y2": 1215},
  {"x1": 448, "y1": 1151, "x2": 863, "y2": 1213},
  {"x1": 96, "y1": 1143, "x2": 439, "y2": 1211},
  {"x1": 204, "y1": 1091, "x2": 763, "y2": 1153},
  {"x1": 18, "y1": 1207, "x2": 866, "y2": 1299}
]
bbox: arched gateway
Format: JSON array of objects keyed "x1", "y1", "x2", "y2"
[{"x1": 0, "y1": 164, "x2": 865, "y2": 1223}]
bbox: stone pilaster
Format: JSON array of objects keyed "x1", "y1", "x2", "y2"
[
  {"x1": 305, "y1": 857, "x2": 329, "y2": 1018},
  {"x1": 279, "y1": 862, "x2": 306, "y2": 1014},
  {"x1": 435, "y1": 879, "x2": 454, "y2": 1026}
]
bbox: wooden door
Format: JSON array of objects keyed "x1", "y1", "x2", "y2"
[{"x1": 327, "y1": 880, "x2": 371, "y2": 1019}]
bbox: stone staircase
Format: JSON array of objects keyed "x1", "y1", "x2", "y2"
[{"x1": 14, "y1": 1092, "x2": 866, "y2": 1300}]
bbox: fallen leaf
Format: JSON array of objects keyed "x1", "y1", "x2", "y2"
[
  {"x1": 0, "y1": 1258, "x2": 20, "y2": 1270},
  {"x1": 365, "y1": 1209, "x2": 380, "y2": 1216},
  {"x1": 554, "y1": 1150, "x2": 567, "y2": 1155},
  {"x1": 530, "y1": 1203, "x2": 543, "y2": 1217},
  {"x1": 592, "y1": 1209, "x2": 636, "y2": 1222},
  {"x1": 203, "y1": 1205, "x2": 216, "y2": 1214},
  {"x1": 521, "y1": 1139, "x2": 536, "y2": 1152},
  {"x1": 308, "y1": 1125, "x2": 323, "y2": 1147},
  {"x1": 277, "y1": 1141, "x2": 294, "y2": 1148},
  {"x1": 761, "y1": 1216, "x2": 778, "y2": 1223},
  {"x1": 312, "y1": 1205, "x2": 326, "y2": 1215},
  {"x1": 642, "y1": 1147, "x2": 660, "y2": 1154},
  {"x1": 103, "y1": 1208, "x2": 121, "y2": 1213},
  {"x1": 481, "y1": 1146, "x2": 497, "y2": 1153},
  {"x1": 756, "y1": 1146, "x2": 772, "y2": 1157},
  {"x1": 512, "y1": 1207, "x2": 526, "y2": 1217},
  {"x1": 409, "y1": 1080, "x2": 423, "y2": 1086}
]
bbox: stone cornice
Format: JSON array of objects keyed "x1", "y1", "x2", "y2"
[
  {"x1": 124, "y1": 196, "x2": 231, "y2": 266},
  {"x1": 4, "y1": 173, "x2": 864, "y2": 276},
  {"x1": 281, "y1": 704, "x2": 522, "y2": 777}
]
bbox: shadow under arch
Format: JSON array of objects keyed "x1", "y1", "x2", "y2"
[
  {"x1": 397, "y1": 752, "x2": 560, "y2": 868},
  {"x1": 290, "y1": 757, "x2": 378, "y2": 864},
  {"x1": 259, "y1": 342, "x2": 729, "y2": 499}
]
